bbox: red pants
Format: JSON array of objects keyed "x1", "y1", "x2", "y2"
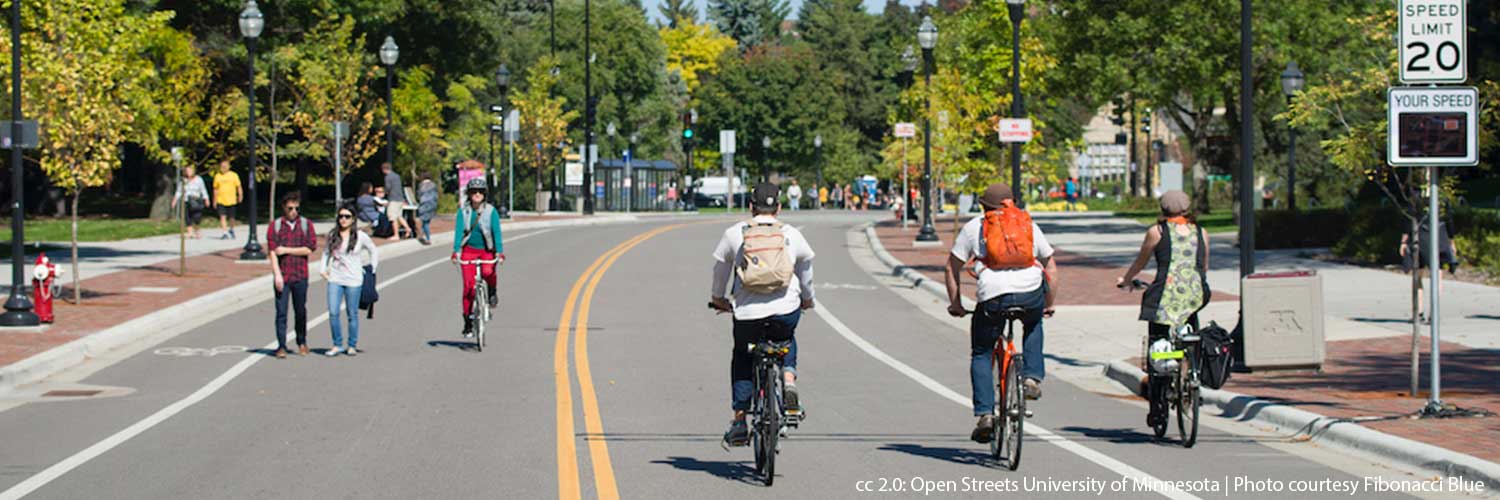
[{"x1": 460, "y1": 247, "x2": 498, "y2": 317}]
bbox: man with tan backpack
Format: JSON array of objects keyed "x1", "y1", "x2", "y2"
[{"x1": 710, "y1": 182, "x2": 816, "y2": 447}]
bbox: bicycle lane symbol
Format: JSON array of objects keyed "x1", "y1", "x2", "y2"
[{"x1": 153, "y1": 345, "x2": 250, "y2": 358}]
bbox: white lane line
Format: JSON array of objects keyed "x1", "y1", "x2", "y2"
[
  {"x1": 811, "y1": 300, "x2": 1201, "y2": 500},
  {"x1": 0, "y1": 229, "x2": 555, "y2": 500}
]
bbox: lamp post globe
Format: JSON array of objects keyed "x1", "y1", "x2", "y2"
[
  {"x1": 915, "y1": 16, "x2": 939, "y2": 242},
  {"x1": 380, "y1": 36, "x2": 398, "y2": 172},
  {"x1": 237, "y1": 0, "x2": 267, "y2": 261},
  {"x1": 496, "y1": 64, "x2": 511, "y2": 90},
  {"x1": 1280, "y1": 61, "x2": 1305, "y2": 97}
]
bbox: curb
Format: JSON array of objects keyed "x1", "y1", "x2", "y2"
[
  {"x1": 863, "y1": 221, "x2": 1500, "y2": 491},
  {"x1": 0, "y1": 214, "x2": 642, "y2": 395},
  {"x1": 1100, "y1": 361, "x2": 1500, "y2": 490}
]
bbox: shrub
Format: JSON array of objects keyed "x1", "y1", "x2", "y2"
[
  {"x1": 1255, "y1": 209, "x2": 1350, "y2": 249},
  {"x1": 1332, "y1": 204, "x2": 1407, "y2": 264}
]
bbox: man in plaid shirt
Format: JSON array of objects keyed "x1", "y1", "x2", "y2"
[{"x1": 268, "y1": 193, "x2": 317, "y2": 358}]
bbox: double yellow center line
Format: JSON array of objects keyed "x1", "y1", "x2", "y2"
[{"x1": 555, "y1": 224, "x2": 686, "y2": 500}]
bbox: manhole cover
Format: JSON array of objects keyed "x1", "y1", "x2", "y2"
[{"x1": 42, "y1": 390, "x2": 101, "y2": 398}]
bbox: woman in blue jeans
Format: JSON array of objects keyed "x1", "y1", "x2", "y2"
[{"x1": 320, "y1": 204, "x2": 379, "y2": 356}]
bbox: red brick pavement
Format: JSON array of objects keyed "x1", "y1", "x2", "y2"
[
  {"x1": 872, "y1": 217, "x2": 1237, "y2": 306},
  {"x1": 875, "y1": 216, "x2": 1499, "y2": 464},
  {"x1": 0, "y1": 214, "x2": 576, "y2": 369}
]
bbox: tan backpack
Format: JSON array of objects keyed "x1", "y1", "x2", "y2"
[{"x1": 737, "y1": 220, "x2": 795, "y2": 294}]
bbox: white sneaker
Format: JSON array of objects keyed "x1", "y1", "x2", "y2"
[
  {"x1": 325, "y1": 347, "x2": 343, "y2": 357},
  {"x1": 346, "y1": 347, "x2": 359, "y2": 356}
]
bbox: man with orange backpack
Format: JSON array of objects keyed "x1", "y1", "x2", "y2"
[{"x1": 944, "y1": 183, "x2": 1058, "y2": 444}]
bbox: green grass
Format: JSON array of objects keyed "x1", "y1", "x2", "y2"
[
  {"x1": 1114, "y1": 210, "x2": 1237, "y2": 234},
  {"x1": 0, "y1": 217, "x2": 183, "y2": 244}
]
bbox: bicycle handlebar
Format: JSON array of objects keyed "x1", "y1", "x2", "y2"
[
  {"x1": 455, "y1": 259, "x2": 501, "y2": 265},
  {"x1": 1118, "y1": 278, "x2": 1149, "y2": 291}
]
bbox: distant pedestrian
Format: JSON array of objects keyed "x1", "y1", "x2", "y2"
[
  {"x1": 843, "y1": 184, "x2": 855, "y2": 211},
  {"x1": 372, "y1": 185, "x2": 396, "y2": 240},
  {"x1": 381, "y1": 163, "x2": 411, "y2": 240},
  {"x1": 818, "y1": 185, "x2": 829, "y2": 209},
  {"x1": 416, "y1": 174, "x2": 439, "y2": 245},
  {"x1": 173, "y1": 165, "x2": 210, "y2": 239},
  {"x1": 787, "y1": 179, "x2": 802, "y2": 211},
  {"x1": 1400, "y1": 217, "x2": 1458, "y2": 324},
  {"x1": 213, "y1": 161, "x2": 243, "y2": 240},
  {"x1": 268, "y1": 193, "x2": 317, "y2": 359},
  {"x1": 321, "y1": 203, "x2": 378, "y2": 357},
  {"x1": 1065, "y1": 177, "x2": 1078, "y2": 211},
  {"x1": 666, "y1": 183, "x2": 679, "y2": 210},
  {"x1": 830, "y1": 183, "x2": 843, "y2": 209}
]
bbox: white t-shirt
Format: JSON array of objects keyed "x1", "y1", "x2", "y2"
[
  {"x1": 711, "y1": 216, "x2": 816, "y2": 320},
  {"x1": 787, "y1": 185, "x2": 802, "y2": 199},
  {"x1": 950, "y1": 216, "x2": 1054, "y2": 302}
]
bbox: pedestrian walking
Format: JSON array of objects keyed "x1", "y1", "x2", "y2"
[
  {"x1": 818, "y1": 184, "x2": 829, "y2": 209},
  {"x1": 843, "y1": 184, "x2": 855, "y2": 211},
  {"x1": 381, "y1": 163, "x2": 411, "y2": 240},
  {"x1": 173, "y1": 165, "x2": 210, "y2": 239},
  {"x1": 830, "y1": 183, "x2": 843, "y2": 209},
  {"x1": 213, "y1": 161, "x2": 243, "y2": 240},
  {"x1": 321, "y1": 203, "x2": 378, "y2": 357},
  {"x1": 1065, "y1": 177, "x2": 1078, "y2": 211},
  {"x1": 1400, "y1": 215, "x2": 1458, "y2": 324},
  {"x1": 268, "y1": 193, "x2": 317, "y2": 359},
  {"x1": 416, "y1": 174, "x2": 439, "y2": 245},
  {"x1": 787, "y1": 179, "x2": 802, "y2": 211}
]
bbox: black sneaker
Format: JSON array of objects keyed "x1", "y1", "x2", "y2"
[
  {"x1": 971, "y1": 415, "x2": 996, "y2": 443},
  {"x1": 487, "y1": 291, "x2": 498, "y2": 309},
  {"x1": 723, "y1": 420, "x2": 750, "y2": 447},
  {"x1": 783, "y1": 384, "x2": 801, "y2": 413},
  {"x1": 462, "y1": 318, "x2": 474, "y2": 339}
]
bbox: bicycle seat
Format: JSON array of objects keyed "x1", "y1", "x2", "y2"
[{"x1": 998, "y1": 306, "x2": 1029, "y2": 321}]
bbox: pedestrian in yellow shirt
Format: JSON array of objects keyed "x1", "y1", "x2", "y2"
[
  {"x1": 214, "y1": 160, "x2": 243, "y2": 240},
  {"x1": 819, "y1": 186, "x2": 828, "y2": 209}
]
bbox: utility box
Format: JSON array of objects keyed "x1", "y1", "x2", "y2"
[{"x1": 1241, "y1": 271, "x2": 1325, "y2": 370}]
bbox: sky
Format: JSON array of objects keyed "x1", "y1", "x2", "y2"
[{"x1": 639, "y1": 0, "x2": 926, "y2": 25}]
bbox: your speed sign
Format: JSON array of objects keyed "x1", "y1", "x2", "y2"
[{"x1": 1400, "y1": 0, "x2": 1466, "y2": 84}]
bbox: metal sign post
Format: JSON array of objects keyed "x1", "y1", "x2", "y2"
[
  {"x1": 895, "y1": 122, "x2": 916, "y2": 228},
  {"x1": 332, "y1": 121, "x2": 349, "y2": 206},
  {"x1": 506, "y1": 109, "x2": 520, "y2": 216},
  {"x1": 1386, "y1": 84, "x2": 1478, "y2": 415},
  {"x1": 721, "y1": 130, "x2": 736, "y2": 211},
  {"x1": 172, "y1": 147, "x2": 185, "y2": 276}
]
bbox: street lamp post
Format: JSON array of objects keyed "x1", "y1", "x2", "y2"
[
  {"x1": 628, "y1": 132, "x2": 637, "y2": 212},
  {"x1": 1238, "y1": 0, "x2": 1255, "y2": 278},
  {"x1": 761, "y1": 136, "x2": 770, "y2": 182},
  {"x1": 1006, "y1": 0, "x2": 1026, "y2": 206},
  {"x1": 915, "y1": 16, "x2": 939, "y2": 243},
  {"x1": 583, "y1": 0, "x2": 595, "y2": 215},
  {"x1": 380, "y1": 36, "x2": 399, "y2": 170},
  {"x1": 1, "y1": 0, "x2": 39, "y2": 326},
  {"x1": 1280, "y1": 61, "x2": 1304, "y2": 213},
  {"x1": 814, "y1": 134, "x2": 823, "y2": 210},
  {"x1": 238, "y1": 0, "x2": 266, "y2": 262},
  {"x1": 496, "y1": 64, "x2": 512, "y2": 216},
  {"x1": 902, "y1": 45, "x2": 917, "y2": 226},
  {"x1": 607, "y1": 121, "x2": 616, "y2": 210}
]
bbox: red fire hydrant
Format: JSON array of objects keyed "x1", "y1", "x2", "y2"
[{"x1": 31, "y1": 253, "x2": 61, "y2": 323}]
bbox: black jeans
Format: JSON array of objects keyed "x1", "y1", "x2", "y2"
[
  {"x1": 274, "y1": 280, "x2": 309, "y2": 351},
  {"x1": 730, "y1": 309, "x2": 801, "y2": 411}
]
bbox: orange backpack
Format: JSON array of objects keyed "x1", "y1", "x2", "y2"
[{"x1": 979, "y1": 203, "x2": 1037, "y2": 270}]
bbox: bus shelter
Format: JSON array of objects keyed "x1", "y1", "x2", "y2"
[{"x1": 594, "y1": 159, "x2": 679, "y2": 211}]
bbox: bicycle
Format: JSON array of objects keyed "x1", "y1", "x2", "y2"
[
  {"x1": 958, "y1": 304, "x2": 1028, "y2": 470},
  {"x1": 1122, "y1": 279, "x2": 1201, "y2": 448},
  {"x1": 456, "y1": 258, "x2": 500, "y2": 352},
  {"x1": 709, "y1": 302, "x2": 803, "y2": 486}
]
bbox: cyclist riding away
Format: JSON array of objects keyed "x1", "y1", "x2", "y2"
[
  {"x1": 452, "y1": 178, "x2": 505, "y2": 338},
  {"x1": 1116, "y1": 190, "x2": 1209, "y2": 429},
  {"x1": 945, "y1": 183, "x2": 1058, "y2": 444},
  {"x1": 710, "y1": 182, "x2": 816, "y2": 447}
]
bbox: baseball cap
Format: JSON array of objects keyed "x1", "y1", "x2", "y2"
[{"x1": 752, "y1": 183, "x2": 780, "y2": 211}]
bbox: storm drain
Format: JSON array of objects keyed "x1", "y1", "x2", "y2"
[{"x1": 42, "y1": 390, "x2": 102, "y2": 398}]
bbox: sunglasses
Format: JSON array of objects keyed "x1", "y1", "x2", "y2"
[
  {"x1": 284, "y1": 206, "x2": 300, "y2": 212},
  {"x1": 337, "y1": 213, "x2": 354, "y2": 220}
]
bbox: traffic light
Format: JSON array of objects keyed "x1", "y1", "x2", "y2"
[
  {"x1": 1142, "y1": 107, "x2": 1153, "y2": 133},
  {"x1": 682, "y1": 111, "x2": 695, "y2": 139},
  {"x1": 1110, "y1": 98, "x2": 1126, "y2": 126}
]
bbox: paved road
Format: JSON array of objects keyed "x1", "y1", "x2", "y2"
[{"x1": 0, "y1": 213, "x2": 1466, "y2": 499}]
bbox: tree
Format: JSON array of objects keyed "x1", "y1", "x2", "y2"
[
  {"x1": 710, "y1": 0, "x2": 785, "y2": 49},
  {"x1": 130, "y1": 22, "x2": 233, "y2": 220},
  {"x1": 698, "y1": 45, "x2": 844, "y2": 181},
  {"x1": 660, "y1": 19, "x2": 737, "y2": 94},
  {"x1": 2, "y1": 0, "x2": 171, "y2": 303},
  {"x1": 511, "y1": 56, "x2": 577, "y2": 201},
  {"x1": 659, "y1": 0, "x2": 700, "y2": 28},
  {"x1": 277, "y1": 15, "x2": 385, "y2": 195},
  {"x1": 392, "y1": 66, "x2": 447, "y2": 183}
]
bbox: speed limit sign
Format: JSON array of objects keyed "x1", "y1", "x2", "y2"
[{"x1": 1400, "y1": 0, "x2": 1465, "y2": 84}]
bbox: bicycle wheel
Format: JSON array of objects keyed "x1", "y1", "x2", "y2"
[
  {"x1": 989, "y1": 359, "x2": 1004, "y2": 461},
  {"x1": 1177, "y1": 352, "x2": 1199, "y2": 448},
  {"x1": 751, "y1": 374, "x2": 768, "y2": 476},
  {"x1": 1003, "y1": 354, "x2": 1024, "y2": 470},
  {"x1": 474, "y1": 284, "x2": 487, "y2": 352},
  {"x1": 762, "y1": 368, "x2": 780, "y2": 486}
]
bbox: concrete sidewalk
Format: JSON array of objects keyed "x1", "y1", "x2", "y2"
[{"x1": 866, "y1": 212, "x2": 1500, "y2": 488}]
